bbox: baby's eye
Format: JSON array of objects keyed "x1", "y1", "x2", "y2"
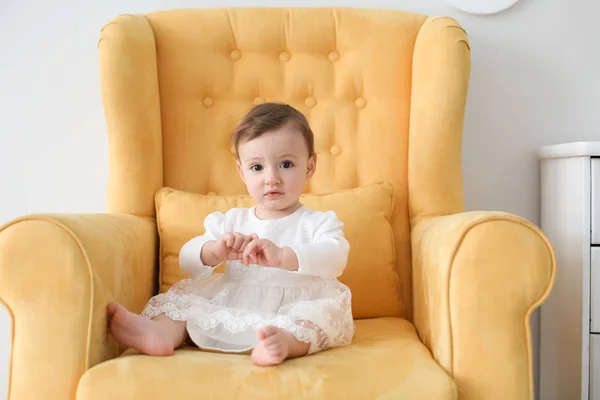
[
  {"x1": 250, "y1": 164, "x2": 263, "y2": 172},
  {"x1": 280, "y1": 161, "x2": 294, "y2": 169}
]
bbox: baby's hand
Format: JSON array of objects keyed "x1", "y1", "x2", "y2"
[
  {"x1": 242, "y1": 238, "x2": 283, "y2": 268},
  {"x1": 212, "y1": 232, "x2": 258, "y2": 263}
]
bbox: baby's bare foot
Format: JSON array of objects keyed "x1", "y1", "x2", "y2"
[
  {"x1": 107, "y1": 303, "x2": 174, "y2": 356},
  {"x1": 251, "y1": 326, "x2": 290, "y2": 366}
]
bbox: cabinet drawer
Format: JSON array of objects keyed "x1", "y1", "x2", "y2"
[
  {"x1": 593, "y1": 158, "x2": 600, "y2": 244},
  {"x1": 592, "y1": 335, "x2": 600, "y2": 399},
  {"x1": 593, "y1": 249, "x2": 600, "y2": 333}
]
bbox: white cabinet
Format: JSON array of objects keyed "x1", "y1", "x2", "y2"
[
  {"x1": 592, "y1": 335, "x2": 600, "y2": 399},
  {"x1": 593, "y1": 249, "x2": 600, "y2": 334},
  {"x1": 592, "y1": 159, "x2": 600, "y2": 245},
  {"x1": 539, "y1": 142, "x2": 600, "y2": 400}
]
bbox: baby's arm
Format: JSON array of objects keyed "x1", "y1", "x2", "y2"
[
  {"x1": 179, "y1": 212, "x2": 225, "y2": 279},
  {"x1": 286, "y1": 211, "x2": 350, "y2": 279}
]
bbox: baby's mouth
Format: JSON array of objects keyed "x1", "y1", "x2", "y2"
[{"x1": 264, "y1": 190, "x2": 283, "y2": 198}]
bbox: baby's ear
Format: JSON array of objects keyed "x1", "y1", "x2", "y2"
[
  {"x1": 236, "y1": 160, "x2": 246, "y2": 182},
  {"x1": 306, "y1": 155, "x2": 317, "y2": 179}
]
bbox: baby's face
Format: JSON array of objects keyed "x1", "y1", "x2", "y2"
[{"x1": 236, "y1": 125, "x2": 316, "y2": 216}]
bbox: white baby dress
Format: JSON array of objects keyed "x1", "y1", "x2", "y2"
[{"x1": 141, "y1": 204, "x2": 355, "y2": 354}]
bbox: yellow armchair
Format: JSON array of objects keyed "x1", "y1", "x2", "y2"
[{"x1": 0, "y1": 8, "x2": 555, "y2": 400}]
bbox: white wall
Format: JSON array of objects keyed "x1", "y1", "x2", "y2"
[{"x1": 1, "y1": 0, "x2": 598, "y2": 398}]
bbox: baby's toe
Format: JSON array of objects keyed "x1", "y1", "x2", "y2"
[
  {"x1": 256, "y1": 326, "x2": 274, "y2": 340},
  {"x1": 264, "y1": 334, "x2": 282, "y2": 346},
  {"x1": 263, "y1": 326, "x2": 280, "y2": 336},
  {"x1": 257, "y1": 326, "x2": 279, "y2": 341},
  {"x1": 268, "y1": 342, "x2": 282, "y2": 353},
  {"x1": 272, "y1": 351, "x2": 284, "y2": 359}
]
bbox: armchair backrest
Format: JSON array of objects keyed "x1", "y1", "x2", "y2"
[{"x1": 98, "y1": 7, "x2": 470, "y2": 320}]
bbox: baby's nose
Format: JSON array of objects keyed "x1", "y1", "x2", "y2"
[{"x1": 265, "y1": 170, "x2": 281, "y2": 184}]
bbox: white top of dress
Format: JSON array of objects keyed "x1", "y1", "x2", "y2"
[{"x1": 179, "y1": 204, "x2": 350, "y2": 280}]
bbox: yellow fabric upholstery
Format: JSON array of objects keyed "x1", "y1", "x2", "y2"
[
  {"x1": 77, "y1": 318, "x2": 457, "y2": 400},
  {"x1": 411, "y1": 212, "x2": 555, "y2": 399},
  {"x1": 0, "y1": 214, "x2": 156, "y2": 399},
  {"x1": 156, "y1": 182, "x2": 401, "y2": 319},
  {"x1": 0, "y1": 7, "x2": 557, "y2": 400},
  {"x1": 99, "y1": 14, "x2": 163, "y2": 218}
]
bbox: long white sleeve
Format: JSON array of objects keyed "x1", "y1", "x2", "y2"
[
  {"x1": 288, "y1": 211, "x2": 350, "y2": 279},
  {"x1": 179, "y1": 211, "x2": 224, "y2": 279}
]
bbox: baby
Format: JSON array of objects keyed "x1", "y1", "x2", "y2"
[{"x1": 107, "y1": 102, "x2": 355, "y2": 366}]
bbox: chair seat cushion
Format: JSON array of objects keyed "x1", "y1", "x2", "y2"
[{"x1": 77, "y1": 318, "x2": 456, "y2": 400}]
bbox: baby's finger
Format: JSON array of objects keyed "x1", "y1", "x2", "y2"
[
  {"x1": 240, "y1": 236, "x2": 253, "y2": 252},
  {"x1": 233, "y1": 233, "x2": 244, "y2": 250},
  {"x1": 242, "y1": 241, "x2": 256, "y2": 265},
  {"x1": 224, "y1": 233, "x2": 234, "y2": 248}
]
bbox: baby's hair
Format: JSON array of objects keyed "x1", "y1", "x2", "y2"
[{"x1": 232, "y1": 102, "x2": 315, "y2": 158}]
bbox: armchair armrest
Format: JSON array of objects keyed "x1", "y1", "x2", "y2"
[
  {"x1": 411, "y1": 211, "x2": 555, "y2": 400},
  {"x1": 0, "y1": 213, "x2": 157, "y2": 400}
]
